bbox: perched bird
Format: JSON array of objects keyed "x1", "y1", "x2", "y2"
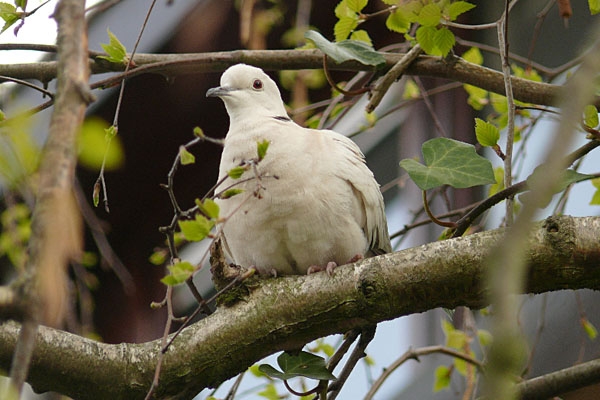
[{"x1": 207, "y1": 64, "x2": 391, "y2": 275}]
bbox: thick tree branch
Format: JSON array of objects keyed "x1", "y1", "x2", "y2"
[
  {"x1": 0, "y1": 49, "x2": 565, "y2": 107},
  {"x1": 0, "y1": 215, "x2": 598, "y2": 399}
]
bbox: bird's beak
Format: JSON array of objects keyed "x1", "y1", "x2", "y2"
[{"x1": 206, "y1": 86, "x2": 234, "y2": 98}]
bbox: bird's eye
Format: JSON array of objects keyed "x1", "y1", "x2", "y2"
[{"x1": 252, "y1": 79, "x2": 263, "y2": 90}]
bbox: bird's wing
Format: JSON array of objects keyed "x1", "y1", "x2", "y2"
[{"x1": 320, "y1": 129, "x2": 392, "y2": 254}]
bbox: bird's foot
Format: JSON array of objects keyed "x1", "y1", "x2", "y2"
[
  {"x1": 307, "y1": 261, "x2": 338, "y2": 276},
  {"x1": 347, "y1": 254, "x2": 364, "y2": 263}
]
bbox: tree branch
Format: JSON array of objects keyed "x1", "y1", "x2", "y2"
[
  {"x1": 0, "y1": 49, "x2": 567, "y2": 107},
  {"x1": 0, "y1": 216, "x2": 598, "y2": 399}
]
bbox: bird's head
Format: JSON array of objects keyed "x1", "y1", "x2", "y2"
[{"x1": 206, "y1": 64, "x2": 289, "y2": 121}]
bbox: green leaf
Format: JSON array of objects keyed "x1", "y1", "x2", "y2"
[
  {"x1": 417, "y1": 3, "x2": 441, "y2": 27},
  {"x1": 399, "y1": 138, "x2": 495, "y2": 190},
  {"x1": 15, "y1": 0, "x2": 27, "y2": 10},
  {"x1": 477, "y1": 329, "x2": 493, "y2": 346},
  {"x1": 433, "y1": 365, "x2": 451, "y2": 392},
  {"x1": 196, "y1": 198, "x2": 220, "y2": 219},
  {"x1": 221, "y1": 188, "x2": 244, "y2": 199},
  {"x1": 582, "y1": 318, "x2": 598, "y2": 340},
  {"x1": 258, "y1": 351, "x2": 337, "y2": 381},
  {"x1": 0, "y1": 2, "x2": 19, "y2": 34},
  {"x1": 462, "y1": 47, "x2": 483, "y2": 65},
  {"x1": 475, "y1": 118, "x2": 500, "y2": 147},
  {"x1": 304, "y1": 30, "x2": 385, "y2": 66},
  {"x1": 179, "y1": 146, "x2": 195, "y2": 165},
  {"x1": 584, "y1": 104, "x2": 599, "y2": 128},
  {"x1": 447, "y1": 1, "x2": 475, "y2": 20},
  {"x1": 98, "y1": 28, "x2": 128, "y2": 64},
  {"x1": 386, "y1": 9, "x2": 410, "y2": 33},
  {"x1": 591, "y1": 178, "x2": 600, "y2": 205},
  {"x1": 350, "y1": 29, "x2": 372, "y2": 45},
  {"x1": 415, "y1": 26, "x2": 436, "y2": 54},
  {"x1": 403, "y1": 78, "x2": 420, "y2": 99},
  {"x1": 346, "y1": 0, "x2": 367, "y2": 13},
  {"x1": 227, "y1": 165, "x2": 247, "y2": 179},
  {"x1": 161, "y1": 261, "x2": 195, "y2": 286},
  {"x1": 523, "y1": 168, "x2": 594, "y2": 207},
  {"x1": 334, "y1": 16, "x2": 358, "y2": 41},
  {"x1": 434, "y1": 27, "x2": 455, "y2": 57},
  {"x1": 178, "y1": 214, "x2": 214, "y2": 241},
  {"x1": 590, "y1": 0, "x2": 600, "y2": 15},
  {"x1": 446, "y1": 330, "x2": 467, "y2": 350},
  {"x1": 78, "y1": 118, "x2": 124, "y2": 171},
  {"x1": 149, "y1": 250, "x2": 167, "y2": 266},
  {"x1": 464, "y1": 84, "x2": 488, "y2": 110},
  {"x1": 257, "y1": 139, "x2": 270, "y2": 161},
  {"x1": 334, "y1": 0, "x2": 354, "y2": 18},
  {"x1": 257, "y1": 383, "x2": 280, "y2": 400}
]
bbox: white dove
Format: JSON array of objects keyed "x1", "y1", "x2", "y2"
[{"x1": 207, "y1": 64, "x2": 391, "y2": 275}]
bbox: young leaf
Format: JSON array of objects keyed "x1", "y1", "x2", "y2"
[
  {"x1": 584, "y1": 104, "x2": 599, "y2": 128},
  {"x1": 415, "y1": 26, "x2": 437, "y2": 54},
  {"x1": 350, "y1": 29, "x2": 372, "y2": 45},
  {"x1": 0, "y1": 3, "x2": 19, "y2": 34},
  {"x1": 447, "y1": 1, "x2": 476, "y2": 21},
  {"x1": 399, "y1": 138, "x2": 495, "y2": 190},
  {"x1": 417, "y1": 3, "x2": 442, "y2": 27},
  {"x1": 581, "y1": 318, "x2": 598, "y2": 340},
  {"x1": 346, "y1": 0, "x2": 367, "y2": 13},
  {"x1": 99, "y1": 29, "x2": 128, "y2": 64},
  {"x1": 433, "y1": 365, "x2": 451, "y2": 392},
  {"x1": 591, "y1": 178, "x2": 600, "y2": 205},
  {"x1": 386, "y1": 9, "x2": 410, "y2": 33},
  {"x1": 78, "y1": 118, "x2": 124, "y2": 171},
  {"x1": 179, "y1": 146, "x2": 195, "y2": 165},
  {"x1": 462, "y1": 47, "x2": 483, "y2": 65},
  {"x1": 477, "y1": 329, "x2": 493, "y2": 346},
  {"x1": 304, "y1": 30, "x2": 385, "y2": 66},
  {"x1": 257, "y1": 139, "x2": 269, "y2": 161},
  {"x1": 221, "y1": 188, "x2": 244, "y2": 199},
  {"x1": 590, "y1": 0, "x2": 600, "y2": 15},
  {"x1": 475, "y1": 118, "x2": 500, "y2": 147},
  {"x1": 227, "y1": 165, "x2": 247, "y2": 179},
  {"x1": 334, "y1": 16, "x2": 358, "y2": 41},
  {"x1": 178, "y1": 214, "x2": 214, "y2": 242},
  {"x1": 434, "y1": 27, "x2": 455, "y2": 57},
  {"x1": 161, "y1": 261, "x2": 195, "y2": 286},
  {"x1": 196, "y1": 198, "x2": 220, "y2": 219}
]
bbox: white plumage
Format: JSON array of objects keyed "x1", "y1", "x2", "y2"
[{"x1": 207, "y1": 64, "x2": 391, "y2": 275}]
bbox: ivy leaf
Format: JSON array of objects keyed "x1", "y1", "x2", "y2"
[
  {"x1": 161, "y1": 261, "x2": 195, "y2": 286},
  {"x1": 98, "y1": 29, "x2": 128, "y2": 64},
  {"x1": 523, "y1": 168, "x2": 595, "y2": 207},
  {"x1": 305, "y1": 30, "x2": 385, "y2": 66},
  {"x1": 400, "y1": 138, "x2": 495, "y2": 190},
  {"x1": 258, "y1": 351, "x2": 337, "y2": 381},
  {"x1": 475, "y1": 118, "x2": 500, "y2": 147},
  {"x1": 584, "y1": 104, "x2": 599, "y2": 128},
  {"x1": 447, "y1": 1, "x2": 476, "y2": 21},
  {"x1": 178, "y1": 214, "x2": 214, "y2": 241},
  {"x1": 179, "y1": 146, "x2": 195, "y2": 165}
]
